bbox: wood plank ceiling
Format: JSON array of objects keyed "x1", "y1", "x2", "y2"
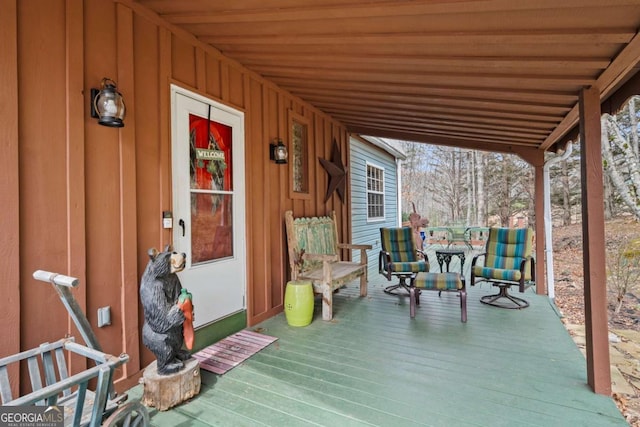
[{"x1": 135, "y1": 0, "x2": 640, "y2": 153}]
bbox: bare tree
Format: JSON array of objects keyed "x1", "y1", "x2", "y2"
[
  {"x1": 395, "y1": 141, "x2": 535, "y2": 228},
  {"x1": 607, "y1": 236, "x2": 640, "y2": 315},
  {"x1": 486, "y1": 153, "x2": 512, "y2": 226},
  {"x1": 425, "y1": 146, "x2": 467, "y2": 224},
  {"x1": 392, "y1": 102, "x2": 640, "y2": 232},
  {"x1": 476, "y1": 152, "x2": 487, "y2": 226},
  {"x1": 560, "y1": 160, "x2": 573, "y2": 225},
  {"x1": 601, "y1": 96, "x2": 640, "y2": 221},
  {"x1": 522, "y1": 163, "x2": 536, "y2": 228},
  {"x1": 397, "y1": 141, "x2": 432, "y2": 219},
  {"x1": 603, "y1": 172, "x2": 614, "y2": 220},
  {"x1": 466, "y1": 151, "x2": 474, "y2": 225},
  {"x1": 548, "y1": 145, "x2": 581, "y2": 226},
  {"x1": 484, "y1": 153, "x2": 533, "y2": 227}
]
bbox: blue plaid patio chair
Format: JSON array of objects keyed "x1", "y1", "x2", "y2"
[
  {"x1": 379, "y1": 227, "x2": 429, "y2": 296},
  {"x1": 470, "y1": 227, "x2": 535, "y2": 309}
]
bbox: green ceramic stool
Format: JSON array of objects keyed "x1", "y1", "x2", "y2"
[{"x1": 284, "y1": 280, "x2": 314, "y2": 326}]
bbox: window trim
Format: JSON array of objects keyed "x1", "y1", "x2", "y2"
[
  {"x1": 288, "y1": 110, "x2": 311, "y2": 200},
  {"x1": 366, "y1": 162, "x2": 385, "y2": 222}
]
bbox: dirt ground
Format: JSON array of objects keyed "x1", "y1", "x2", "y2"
[{"x1": 552, "y1": 217, "x2": 640, "y2": 426}]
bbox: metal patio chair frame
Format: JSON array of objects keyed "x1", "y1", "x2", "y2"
[
  {"x1": 470, "y1": 227, "x2": 535, "y2": 309},
  {"x1": 379, "y1": 226, "x2": 430, "y2": 296}
]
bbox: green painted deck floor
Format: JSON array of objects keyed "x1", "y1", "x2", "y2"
[{"x1": 131, "y1": 250, "x2": 628, "y2": 426}]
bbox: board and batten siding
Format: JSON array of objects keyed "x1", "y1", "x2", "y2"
[
  {"x1": 350, "y1": 136, "x2": 401, "y2": 279},
  {"x1": 1, "y1": 0, "x2": 351, "y2": 393}
]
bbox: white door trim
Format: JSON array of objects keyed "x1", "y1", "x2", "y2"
[{"x1": 170, "y1": 84, "x2": 246, "y2": 328}]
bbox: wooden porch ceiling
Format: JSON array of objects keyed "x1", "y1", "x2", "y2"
[{"x1": 135, "y1": 0, "x2": 640, "y2": 152}]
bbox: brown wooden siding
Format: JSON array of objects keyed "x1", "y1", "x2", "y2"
[
  {"x1": 15, "y1": 0, "x2": 91, "y2": 386},
  {"x1": 1, "y1": 0, "x2": 351, "y2": 391},
  {"x1": 0, "y1": 0, "x2": 21, "y2": 398}
]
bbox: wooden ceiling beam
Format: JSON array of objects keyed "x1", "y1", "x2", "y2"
[
  {"x1": 201, "y1": 30, "x2": 633, "y2": 46},
  {"x1": 345, "y1": 121, "x2": 540, "y2": 146},
  {"x1": 232, "y1": 52, "x2": 611, "y2": 71},
  {"x1": 314, "y1": 101, "x2": 562, "y2": 124},
  {"x1": 348, "y1": 126, "x2": 540, "y2": 154},
  {"x1": 343, "y1": 116, "x2": 541, "y2": 141},
  {"x1": 242, "y1": 58, "x2": 599, "y2": 79},
  {"x1": 308, "y1": 99, "x2": 560, "y2": 123},
  {"x1": 260, "y1": 68, "x2": 594, "y2": 90},
  {"x1": 278, "y1": 80, "x2": 576, "y2": 105},
  {"x1": 288, "y1": 87, "x2": 571, "y2": 110},
  {"x1": 331, "y1": 111, "x2": 549, "y2": 136},
  {"x1": 218, "y1": 42, "x2": 619, "y2": 58},
  {"x1": 301, "y1": 93, "x2": 570, "y2": 116},
  {"x1": 160, "y1": 0, "x2": 640, "y2": 24},
  {"x1": 341, "y1": 116, "x2": 545, "y2": 141},
  {"x1": 327, "y1": 108, "x2": 554, "y2": 130}
]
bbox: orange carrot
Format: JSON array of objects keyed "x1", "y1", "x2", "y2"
[{"x1": 178, "y1": 289, "x2": 195, "y2": 350}]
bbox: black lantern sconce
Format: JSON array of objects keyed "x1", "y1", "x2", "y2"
[
  {"x1": 269, "y1": 138, "x2": 288, "y2": 164},
  {"x1": 90, "y1": 78, "x2": 126, "y2": 127}
]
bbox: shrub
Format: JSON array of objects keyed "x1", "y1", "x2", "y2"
[{"x1": 606, "y1": 236, "x2": 640, "y2": 315}]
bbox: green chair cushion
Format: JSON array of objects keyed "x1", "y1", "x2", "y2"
[{"x1": 414, "y1": 272, "x2": 463, "y2": 290}]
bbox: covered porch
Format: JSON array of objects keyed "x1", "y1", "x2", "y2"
[
  {"x1": 132, "y1": 271, "x2": 627, "y2": 426},
  {"x1": 128, "y1": 0, "x2": 640, "y2": 396},
  {"x1": 4, "y1": 0, "x2": 640, "y2": 405}
]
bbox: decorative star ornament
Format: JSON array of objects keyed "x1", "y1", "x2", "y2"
[{"x1": 319, "y1": 139, "x2": 348, "y2": 203}]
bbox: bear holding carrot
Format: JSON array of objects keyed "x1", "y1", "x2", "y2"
[{"x1": 140, "y1": 246, "x2": 195, "y2": 375}]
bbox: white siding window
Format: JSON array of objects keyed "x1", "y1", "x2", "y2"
[{"x1": 367, "y1": 164, "x2": 385, "y2": 220}]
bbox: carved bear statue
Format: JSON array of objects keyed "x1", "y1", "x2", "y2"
[{"x1": 140, "y1": 246, "x2": 191, "y2": 375}]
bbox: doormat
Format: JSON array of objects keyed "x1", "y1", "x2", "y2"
[{"x1": 192, "y1": 329, "x2": 278, "y2": 375}]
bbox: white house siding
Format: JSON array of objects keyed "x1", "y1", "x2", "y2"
[{"x1": 350, "y1": 136, "x2": 402, "y2": 279}]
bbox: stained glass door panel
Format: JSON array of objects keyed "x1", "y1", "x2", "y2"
[{"x1": 188, "y1": 114, "x2": 233, "y2": 264}]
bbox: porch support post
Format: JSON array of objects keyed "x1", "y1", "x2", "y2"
[
  {"x1": 513, "y1": 147, "x2": 546, "y2": 295},
  {"x1": 579, "y1": 86, "x2": 611, "y2": 395},
  {"x1": 533, "y1": 160, "x2": 546, "y2": 294}
]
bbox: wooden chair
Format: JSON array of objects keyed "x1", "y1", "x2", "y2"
[
  {"x1": 284, "y1": 211, "x2": 372, "y2": 321},
  {"x1": 470, "y1": 227, "x2": 535, "y2": 309},
  {"x1": 379, "y1": 227, "x2": 429, "y2": 295}
]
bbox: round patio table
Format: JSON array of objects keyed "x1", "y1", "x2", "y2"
[{"x1": 435, "y1": 248, "x2": 465, "y2": 275}]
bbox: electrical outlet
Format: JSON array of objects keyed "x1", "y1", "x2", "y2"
[{"x1": 97, "y1": 306, "x2": 111, "y2": 327}]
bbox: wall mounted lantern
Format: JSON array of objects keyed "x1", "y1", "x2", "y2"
[
  {"x1": 90, "y1": 78, "x2": 126, "y2": 127},
  {"x1": 269, "y1": 138, "x2": 288, "y2": 164}
]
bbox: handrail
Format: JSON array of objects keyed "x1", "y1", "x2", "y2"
[{"x1": 425, "y1": 226, "x2": 490, "y2": 249}]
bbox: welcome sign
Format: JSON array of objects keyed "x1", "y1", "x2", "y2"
[{"x1": 195, "y1": 148, "x2": 224, "y2": 161}]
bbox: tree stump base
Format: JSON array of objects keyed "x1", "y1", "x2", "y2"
[{"x1": 141, "y1": 358, "x2": 201, "y2": 411}]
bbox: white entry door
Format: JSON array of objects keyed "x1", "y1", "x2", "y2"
[{"x1": 171, "y1": 85, "x2": 246, "y2": 328}]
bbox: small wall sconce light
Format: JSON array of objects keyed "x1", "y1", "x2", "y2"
[
  {"x1": 269, "y1": 138, "x2": 288, "y2": 164},
  {"x1": 90, "y1": 78, "x2": 126, "y2": 127}
]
